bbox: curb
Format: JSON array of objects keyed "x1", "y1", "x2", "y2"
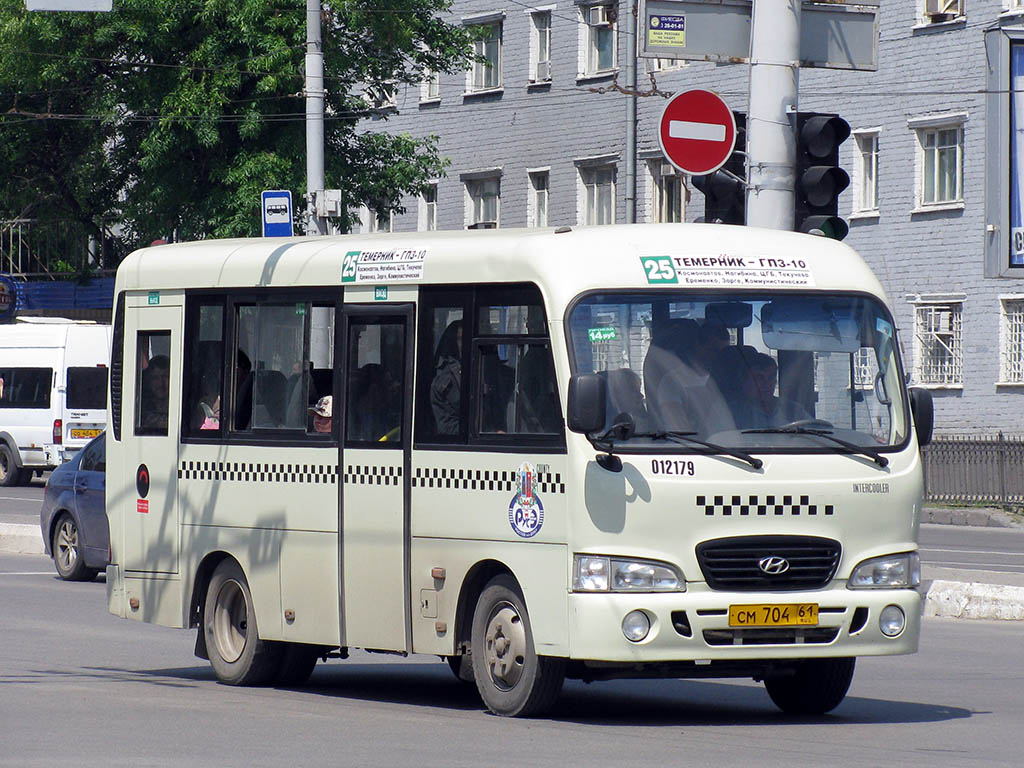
[{"x1": 0, "y1": 523, "x2": 45, "y2": 556}]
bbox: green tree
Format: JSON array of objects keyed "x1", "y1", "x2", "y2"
[{"x1": 0, "y1": 0, "x2": 473, "y2": 255}]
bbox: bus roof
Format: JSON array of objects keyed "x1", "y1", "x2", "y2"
[{"x1": 115, "y1": 223, "x2": 889, "y2": 310}]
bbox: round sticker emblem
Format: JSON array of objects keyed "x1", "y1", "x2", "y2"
[
  {"x1": 136, "y1": 464, "x2": 150, "y2": 499},
  {"x1": 508, "y1": 461, "x2": 544, "y2": 538}
]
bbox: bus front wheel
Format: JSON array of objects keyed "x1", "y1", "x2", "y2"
[
  {"x1": 764, "y1": 657, "x2": 855, "y2": 715},
  {"x1": 470, "y1": 574, "x2": 564, "y2": 717},
  {"x1": 204, "y1": 559, "x2": 281, "y2": 686}
]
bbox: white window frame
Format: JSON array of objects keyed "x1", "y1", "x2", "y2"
[
  {"x1": 578, "y1": 3, "x2": 617, "y2": 79},
  {"x1": 358, "y1": 204, "x2": 392, "y2": 234},
  {"x1": 909, "y1": 113, "x2": 966, "y2": 211},
  {"x1": 528, "y1": 9, "x2": 553, "y2": 83},
  {"x1": 1004, "y1": 0, "x2": 1024, "y2": 14},
  {"x1": 645, "y1": 57, "x2": 685, "y2": 74},
  {"x1": 464, "y1": 17, "x2": 504, "y2": 93},
  {"x1": 852, "y1": 128, "x2": 880, "y2": 217},
  {"x1": 365, "y1": 81, "x2": 397, "y2": 111},
  {"x1": 462, "y1": 172, "x2": 501, "y2": 228},
  {"x1": 527, "y1": 170, "x2": 550, "y2": 227},
  {"x1": 911, "y1": 297, "x2": 964, "y2": 388},
  {"x1": 999, "y1": 296, "x2": 1024, "y2": 385},
  {"x1": 920, "y1": 0, "x2": 965, "y2": 25},
  {"x1": 578, "y1": 164, "x2": 616, "y2": 225},
  {"x1": 418, "y1": 183, "x2": 438, "y2": 232},
  {"x1": 648, "y1": 161, "x2": 684, "y2": 223},
  {"x1": 420, "y1": 69, "x2": 441, "y2": 103}
]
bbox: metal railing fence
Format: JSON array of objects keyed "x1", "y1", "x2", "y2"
[{"x1": 922, "y1": 433, "x2": 1024, "y2": 506}]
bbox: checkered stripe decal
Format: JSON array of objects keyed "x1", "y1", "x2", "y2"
[
  {"x1": 698, "y1": 494, "x2": 834, "y2": 517},
  {"x1": 344, "y1": 464, "x2": 402, "y2": 486},
  {"x1": 413, "y1": 467, "x2": 565, "y2": 494},
  {"x1": 178, "y1": 461, "x2": 337, "y2": 484}
]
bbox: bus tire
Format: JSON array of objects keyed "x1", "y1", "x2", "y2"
[
  {"x1": 0, "y1": 444, "x2": 21, "y2": 487},
  {"x1": 52, "y1": 513, "x2": 93, "y2": 581},
  {"x1": 204, "y1": 559, "x2": 281, "y2": 686},
  {"x1": 470, "y1": 574, "x2": 564, "y2": 717},
  {"x1": 764, "y1": 657, "x2": 855, "y2": 715},
  {"x1": 274, "y1": 643, "x2": 321, "y2": 687}
]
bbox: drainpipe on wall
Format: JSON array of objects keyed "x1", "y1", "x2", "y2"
[{"x1": 625, "y1": 1, "x2": 637, "y2": 223}]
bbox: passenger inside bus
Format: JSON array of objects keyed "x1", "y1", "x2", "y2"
[
  {"x1": 717, "y1": 347, "x2": 810, "y2": 429},
  {"x1": 308, "y1": 395, "x2": 332, "y2": 433},
  {"x1": 599, "y1": 367, "x2": 652, "y2": 434},
  {"x1": 139, "y1": 355, "x2": 170, "y2": 432},
  {"x1": 430, "y1": 320, "x2": 462, "y2": 435}
]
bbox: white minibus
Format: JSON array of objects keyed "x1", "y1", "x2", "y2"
[
  {"x1": 105, "y1": 224, "x2": 933, "y2": 717},
  {"x1": 0, "y1": 318, "x2": 111, "y2": 486}
]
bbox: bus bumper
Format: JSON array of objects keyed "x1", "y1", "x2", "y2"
[{"x1": 567, "y1": 585, "x2": 921, "y2": 663}]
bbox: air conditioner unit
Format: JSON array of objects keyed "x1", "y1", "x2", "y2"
[
  {"x1": 658, "y1": 162, "x2": 677, "y2": 177},
  {"x1": 925, "y1": 0, "x2": 961, "y2": 20},
  {"x1": 468, "y1": 221, "x2": 497, "y2": 230},
  {"x1": 589, "y1": 5, "x2": 611, "y2": 27},
  {"x1": 534, "y1": 59, "x2": 551, "y2": 82}
]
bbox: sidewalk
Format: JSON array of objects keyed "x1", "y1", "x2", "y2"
[{"x1": 4, "y1": 507, "x2": 1023, "y2": 621}]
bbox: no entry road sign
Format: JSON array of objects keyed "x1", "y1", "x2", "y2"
[{"x1": 658, "y1": 89, "x2": 736, "y2": 176}]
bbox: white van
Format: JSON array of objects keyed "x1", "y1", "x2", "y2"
[{"x1": 0, "y1": 318, "x2": 112, "y2": 486}]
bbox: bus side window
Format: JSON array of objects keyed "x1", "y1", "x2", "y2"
[
  {"x1": 135, "y1": 331, "x2": 171, "y2": 436},
  {"x1": 182, "y1": 299, "x2": 226, "y2": 436},
  {"x1": 345, "y1": 319, "x2": 405, "y2": 445},
  {"x1": 415, "y1": 289, "x2": 470, "y2": 445}
]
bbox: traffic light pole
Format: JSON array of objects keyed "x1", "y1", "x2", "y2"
[
  {"x1": 305, "y1": 0, "x2": 328, "y2": 236},
  {"x1": 745, "y1": 0, "x2": 800, "y2": 231}
]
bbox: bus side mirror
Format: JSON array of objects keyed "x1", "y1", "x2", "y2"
[
  {"x1": 567, "y1": 374, "x2": 606, "y2": 434},
  {"x1": 909, "y1": 387, "x2": 933, "y2": 448}
]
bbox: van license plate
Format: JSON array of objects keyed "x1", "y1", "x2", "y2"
[
  {"x1": 70, "y1": 428, "x2": 102, "y2": 440},
  {"x1": 728, "y1": 603, "x2": 818, "y2": 627}
]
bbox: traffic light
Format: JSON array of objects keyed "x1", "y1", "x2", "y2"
[
  {"x1": 692, "y1": 112, "x2": 746, "y2": 225},
  {"x1": 794, "y1": 112, "x2": 850, "y2": 240}
]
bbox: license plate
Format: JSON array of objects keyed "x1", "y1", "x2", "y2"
[
  {"x1": 728, "y1": 603, "x2": 819, "y2": 627},
  {"x1": 70, "y1": 428, "x2": 102, "y2": 440}
]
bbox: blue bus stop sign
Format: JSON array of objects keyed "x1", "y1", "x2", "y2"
[{"x1": 262, "y1": 190, "x2": 294, "y2": 237}]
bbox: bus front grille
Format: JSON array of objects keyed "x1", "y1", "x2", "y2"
[
  {"x1": 695, "y1": 535, "x2": 841, "y2": 591},
  {"x1": 702, "y1": 627, "x2": 840, "y2": 646}
]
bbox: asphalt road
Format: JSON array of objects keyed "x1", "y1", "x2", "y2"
[{"x1": 1, "y1": 551, "x2": 1022, "y2": 767}]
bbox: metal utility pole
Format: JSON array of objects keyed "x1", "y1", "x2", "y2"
[
  {"x1": 745, "y1": 0, "x2": 800, "y2": 230},
  {"x1": 305, "y1": 0, "x2": 327, "y2": 236}
]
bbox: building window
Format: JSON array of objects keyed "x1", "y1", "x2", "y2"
[
  {"x1": 581, "y1": 166, "x2": 615, "y2": 225},
  {"x1": 650, "y1": 162, "x2": 684, "y2": 223},
  {"x1": 1007, "y1": 0, "x2": 1024, "y2": 12},
  {"x1": 419, "y1": 184, "x2": 438, "y2": 231},
  {"x1": 365, "y1": 82, "x2": 397, "y2": 112},
  {"x1": 530, "y1": 11, "x2": 551, "y2": 83},
  {"x1": 582, "y1": 4, "x2": 616, "y2": 76},
  {"x1": 466, "y1": 177, "x2": 500, "y2": 228},
  {"x1": 645, "y1": 58, "x2": 684, "y2": 73},
  {"x1": 921, "y1": 0, "x2": 965, "y2": 24},
  {"x1": 470, "y1": 22, "x2": 502, "y2": 91},
  {"x1": 421, "y1": 69, "x2": 440, "y2": 102},
  {"x1": 528, "y1": 171, "x2": 549, "y2": 227},
  {"x1": 853, "y1": 130, "x2": 879, "y2": 214},
  {"x1": 355, "y1": 205, "x2": 392, "y2": 234},
  {"x1": 1000, "y1": 298, "x2": 1024, "y2": 383},
  {"x1": 919, "y1": 126, "x2": 962, "y2": 205},
  {"x1": 913, "y1": 301, "x2": 963, "y2": 386}
]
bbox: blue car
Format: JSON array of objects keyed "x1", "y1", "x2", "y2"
[{"x1": 39, "y1": 432, "x2": 108, "y2": 581}]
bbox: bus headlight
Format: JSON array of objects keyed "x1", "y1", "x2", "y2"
[
  {"x1": 573, "y1": 555, "x2": 685, "y2": 592},
  {"x1": 848, "y1": 552, "x2": 920, "y2": 589}
]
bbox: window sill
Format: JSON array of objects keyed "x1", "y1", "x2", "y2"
[
  {"x1": 911, "y1": 382, "x2": 964, "y2": 390},
  {"x1": 419, "y1": 97, "x2": 441, "y2": 107},
  {"x1": 996, "y1": 380, "x2": 1024, "y2": 388},
  {"x1": 911, "y1": 18, "x2": 966, "y2": 34},
  {"x1": 576, "y1": 69, "x2": 619, "y2": 84},
  {"x1": 527, "y1": 79, "x2": 552, "y2": 90},
  {"x1": 463, "y1": 87, "x2": 504, "y2": 99},
  {"x1": 911, "y1": 201, "x2": 965, "y2": 215},
  {"x1": 849, "y1": 209, "x2": 880, "y2": 221}
]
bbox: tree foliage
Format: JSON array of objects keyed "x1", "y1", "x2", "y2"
[{"x1": 0, "y1": 0, "x2": 473, "y2": 253}]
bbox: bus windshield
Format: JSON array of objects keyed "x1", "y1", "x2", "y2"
[{"x1": 568, "y1": 292, "x2": 909, "y2": 453}]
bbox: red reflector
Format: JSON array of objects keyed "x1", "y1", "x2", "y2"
[{"x1": 53, "y1": 419, "x2": 63, "y2": 445}]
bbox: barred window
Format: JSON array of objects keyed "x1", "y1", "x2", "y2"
[
  {"x1": 852, "y1": 347, "x2": 877, "y2": 390},
  {"x1": 1000, "y1": 298, "x2": 1024, "y2": 383},
  {"x1": 914, "y1": 302, "x2": 963, "y2": 385}
]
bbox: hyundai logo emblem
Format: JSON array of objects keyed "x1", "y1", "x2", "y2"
[{"x1": 758, "y1": 556, "x2": 790, "y2": 575}]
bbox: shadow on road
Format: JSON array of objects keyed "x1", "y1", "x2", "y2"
[{"x1": 94, "y1": 658, "x2": 975, "y2": 726}]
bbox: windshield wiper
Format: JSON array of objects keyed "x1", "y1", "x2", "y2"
[
  {"x1": 631, "y1": 430, "x2": 763, "y2": 470},
  {"x1": 742, "y1": 425, "x2": 889, "y2": 468}
]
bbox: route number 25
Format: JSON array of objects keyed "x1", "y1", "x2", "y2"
[{"x1": 640, "y1": 256, "x2": 679, "y2": 284}]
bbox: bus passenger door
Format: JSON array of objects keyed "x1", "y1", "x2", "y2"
[
  {"x1": 121, "y1": 295, "x2": 182, "y2": 574},
  {"x1": 339, "y1": 306, "x2": 413, "y2": 651}
]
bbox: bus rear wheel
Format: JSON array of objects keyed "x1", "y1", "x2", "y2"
[
  {"x1": 764, "y1": 657, "x2": 855, "y2": 715},
  {"x1": 470, "y1": 574, "x2": 564, "y2": 717},
  {"x1": 204, "y1": 559, "x2": 281, "y2": 686}
]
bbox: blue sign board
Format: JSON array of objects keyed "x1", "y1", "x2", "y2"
[{"x1": 262, "y1": 190, "x2": 294, "y2": 237}]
